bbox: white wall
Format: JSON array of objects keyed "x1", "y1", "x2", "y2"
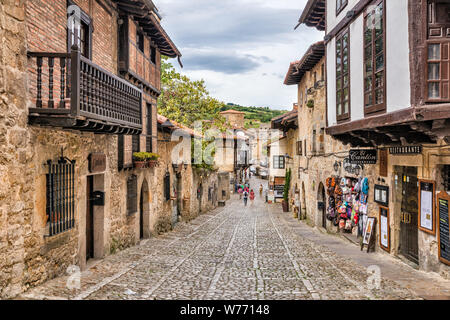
[
  {"x1": 326, "y1": 0, "x2": 411, "y2": 127},
  {"x1": 386, "y1": 0, "x2": 410, "y2": 113},
  {"x1": 327, "y1": 0, "x2": 360, "y2": 31}
]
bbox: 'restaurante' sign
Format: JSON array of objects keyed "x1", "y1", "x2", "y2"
[{"x1": 349, "y1": 149, "x2": 377, "y2": 164}]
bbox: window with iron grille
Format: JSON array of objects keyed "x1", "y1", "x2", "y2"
[
  {"x1": 296, "y1": 141, "x2": 303, "y2": 156},
  {"x1": 127, "y1": 175, "x2": 137, "y2": 215},
  {"x1": 164, "y1": 172, "x2": 171, "y2": 201},
  {"x1": 46, "y1": 157, "x2": 76, "y2": 236},
  {"x1": 312, "y1": 130, "x2": 317, "y2": 154}
]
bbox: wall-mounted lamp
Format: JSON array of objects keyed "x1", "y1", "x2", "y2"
[{"x1": 333, "y1": 161, "x2": 341, "y2": 173}]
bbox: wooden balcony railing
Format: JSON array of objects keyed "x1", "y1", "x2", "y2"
[{"x1": 27, "y1": 45, "x2": 142, "y2": 134}]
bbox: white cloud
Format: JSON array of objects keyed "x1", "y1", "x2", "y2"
[{"x1": 156, "y1": 0, "x2": 324, "y2": 110}]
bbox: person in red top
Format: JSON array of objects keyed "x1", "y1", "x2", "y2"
[{"x1": 250, "y1": 189, "x2": 255, "y2": 204}]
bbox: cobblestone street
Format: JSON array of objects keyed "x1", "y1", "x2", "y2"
[{"x1": 17, "y1": 179, "x2": 450, "y2": 300}]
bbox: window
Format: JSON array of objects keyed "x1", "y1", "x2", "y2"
[
  {"x1": 313, "y1": 71, "x2": 317, "y2": 84},
  {"x1": 312, "y1": 130, "x2": 317, "y2": 154},
  {"x1": 426, "y1": 1, "x2": 450, "y2": 101},
  {"x1": 336, "y1": 30, "x2": 350, "y2": 120},
  {"x1": 321, "y1": 63, "x2": 325, "y2": 81},
  {"x1": 300, "y1": 90, "x2": 303, "y2": 107},
  {"x1": 319, "y1": 128, "x2": 325, "y2": 153},
  {"x1": 336, "y1": 0, "x2": 348, "y2": 15},
  {"x1": 127, "y1": 175, "x2": 138, "y2": 215},
  {"x1": 132, "y1": 134, "x2": 140, "y2": 154},
  {"x1": 444, "y1": 165, "x2": 450, "y2": 191},
  {"x1": 46, "y1": 158, "x2": 76, "y2": 236},
  {"x1": 67, "y1": 2, "x2": 92, "y2": 59},
  {"x1": 296, "y1": 141, "x2": 303, "y2": 156},
  {"x1": 273, "y1": 156, "x2": 285, "y2": 169},
  {"x1": 150, "y1": 45, "x2": 157, "y2": 64},
  {"x1": 164, "y1": 172, "x2": 171, "y2": 201},
  {"x1": 137, "y1": 31, "x2": 144, "y2": 52},
  {"x1": 364, "y1": 0, "x2": 385, "y2": 115},
  {"x1": 146, "y1": 103, "x2": 153, "y2": 153}
]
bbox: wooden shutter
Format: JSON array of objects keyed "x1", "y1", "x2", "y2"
[
  {"x1": 127, "y1": 175, "x2": 137, "y2": 215},
  {"x1": 164, "y1": 173, "x2": 171, "y2": 201},
  {"x1": 118, "y1": 134, "x2": 124, "y2": 170}
]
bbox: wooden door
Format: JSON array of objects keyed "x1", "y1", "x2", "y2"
[
  {"x1": 86, "y1": 176, "x2": 94, "y2": 260},
  {"x1": 140, "y1": 190, "x2": 144, "y2": 239},
  {"x1": 399, "y1": 167, "x2": 419, "y2": 264}
]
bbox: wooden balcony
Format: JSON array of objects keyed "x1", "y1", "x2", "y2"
[{"x1": 27, "y1": 46, "x2": 142, "y2": 134}]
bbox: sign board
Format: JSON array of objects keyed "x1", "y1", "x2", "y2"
[
  {"x1": 389, "y1": 146, "x2": 422, "y2": 155},
  {"x1": 419, "y1": 180, "x2": 436, "y2": 235},
  {"x1": 349, "y1": 149, "x2": 377, "y2": 164},
  {"x1": 374, "y1": 184, "x2": 389, "y2": 207},
  {"x1": 379, "y1": 207, "x2": 390, "y2": 252},
  {"x1": 437, "y1": 191, "x2": 450, "y2": 266},
  {"x1": 379, "y1": 149, "x2": 388, "y2": 177},
  {"x1": 361, "y1": 217, "x2": 377, "y2": 253},
  {"x1": 89, "y1": 153, "x2": 106, "y2": 173}
]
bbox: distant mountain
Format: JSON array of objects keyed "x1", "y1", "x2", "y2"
[{"x1": 220, "y1": 104, "x2": 288, "y2": 124}]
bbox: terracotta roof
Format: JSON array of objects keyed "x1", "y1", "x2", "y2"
[
  {"x1": 295, "y1": 0, "x2": 325, "y2": 31},
  {"x1": 284, "y1": 41, "x2": 325, "y2": 85},
  {"x1": 116, "y1": 0, "x2": 182, "y2": 61},
  {"x1": 271, "y1": 110, "x2": 298, "y2": 130},
  {"x1": 220, "y1": 109, "x2": 246, "y2": 115}
]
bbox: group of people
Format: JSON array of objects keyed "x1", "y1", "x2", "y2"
[{"x1": 237, "y1": 182, "x2": 264, "y2": 206}]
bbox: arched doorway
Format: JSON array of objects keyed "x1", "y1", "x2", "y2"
[
  {"x1": 301, "y1": 182, "x2": 306, "y2": 220},
  {"x1": 140, "y1": 179, "x2": 150, "y2": 239},
  {"x1": 318, "y1": 182, "x2": 326, "y2": 229}
]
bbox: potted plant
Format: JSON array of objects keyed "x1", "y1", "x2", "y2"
[
  {"x1": 306, "y1": 99, "x2": 315, "y2": 108},
  {"x1": 282, "y1": 168, "x2": 292, "y2": 212},
  {"x1": 133, "y1": 152, "x2": 148, "y2": 169},
  {"x1": 147, "y1": 153, "x2": 160, "y2": 168}
]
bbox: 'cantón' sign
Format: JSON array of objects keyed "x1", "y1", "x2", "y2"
[{"x1": 349, "y1": 149, "x2": 377, "y2": 164}]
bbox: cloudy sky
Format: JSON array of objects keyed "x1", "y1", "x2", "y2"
[{"x1": 156, "y1": 0, "x2": 324, "y2": 110}]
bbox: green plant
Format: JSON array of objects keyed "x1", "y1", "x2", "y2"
[
  {"x1": 133, "y1": 152, "x2": 160, "y2": 161},
  {"x1": 306, "y1": 99, "x2": 314, "y2": 108},
  {"x1": 283, "y1": 168, "x2": 292, "y2": 202},
  {"x1": 148, "y1": 153, "x2": 160, "y2": 161}
]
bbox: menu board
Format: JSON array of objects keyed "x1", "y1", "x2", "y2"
[
  {"x1": 437, "y1": 191, "x2": 450, "y2": 266},
  {"x1": 419, "y1": 180, "x2": 436, "y2": 235},
  {"x1": 379, "y1": 207, "x2": 390, "y2": 252}
]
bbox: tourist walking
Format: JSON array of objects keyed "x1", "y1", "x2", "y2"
[
  {"x1": 250, "y1": 189, "x2": 255, "y2": 205},
  {"x1": 243, "y1": 190, "x2": 249, "y2": 206},
  {"x1": 259, "y1": 184, "x2": 263, "y2": 197}
]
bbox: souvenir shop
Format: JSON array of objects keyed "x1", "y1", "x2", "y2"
[{"x1": 325, "y1": 175, "x2": 370, "y2": 236}]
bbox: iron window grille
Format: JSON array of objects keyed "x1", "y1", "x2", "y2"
[
  {"x1": 46, "y1": 157, "x2": 76, "y2": 237},
  {"x1": 273, "y1": 156, "x2": 285, "y2": 169},
  {"x1": 127, "y1": 174, "x2": 138, "y2": 215}
]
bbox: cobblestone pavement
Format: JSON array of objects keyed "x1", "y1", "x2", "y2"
[{"x1": 18, "y1": 180, "x2": 428, "y2": 300}]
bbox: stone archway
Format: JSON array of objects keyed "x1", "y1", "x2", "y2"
[
  {"x1": 301, "y1": 182, "x2": 306, "y2": 220},
  {"x1": 140, "y1": 179, "x2": 150, "y2": 239},
  {"x1": 318, "y1": 182, "x2": 326, "y2": 229}
]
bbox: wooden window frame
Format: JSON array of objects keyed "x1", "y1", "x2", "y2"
[
  {"x1": 67, "y1": 1, "x2": 93, "y2": 59},
  {"x1": 137, "y1": 31, "x2": 145, "y2": 53},
  {"x1": 336, "y1": 0, "x2": 349, "y2": 16},
  {"x1": 424, "y1": 0, "x2": 450, "y2": 102},
  {"x1": 363, "y1": 0, "x2": 386, "y2": 116},
  {"x1": 127, "y1": 174, "x2": 138, "y2": 215},
  {"x1": 150, "y1": 44, "x2": 157, "y2": 65},
  {"x1": 273, "y1": 156, "x2": 285, "y2": 169},
  {"x1": 336, "y1": 29, "x2": 351, "y2": 122},
  {"x1": 146, "y1": 103, "x2": 153, "y2": 153}
]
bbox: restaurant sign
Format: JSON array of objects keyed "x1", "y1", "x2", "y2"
[
  {"x1": 389, "y1": 146, "x2": 422, "y2": 155},
  {"x1": 349, "y1": 149, "x2": 377, "y2": 164},
  {"x1": 89, "y1": 153, "x2": 107, "y2": 173}
]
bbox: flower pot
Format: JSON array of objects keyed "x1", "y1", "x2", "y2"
[
  {"x1": 148, "y1": 160, "x2": 158, "y2": 168},
  {"x1": 134, "y1": 161, "x2": 146, "y2": 169}
]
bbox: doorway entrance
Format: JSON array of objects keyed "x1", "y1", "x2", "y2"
[
  {"x1": 140, "y1": 179, "x2": 150, "y2": 239},
  {"x1": 318, "y1": 182, "x2": 326, "y2": 229},
  {"x1": 397, "y1": 166, "x2": 419, "y2": 264},
  {"x1": 86, "y1": 176, "x2": 94, "y2": 260},
  {"x1": 301, "y1": 182, "x2": 306, "y2": 220}
]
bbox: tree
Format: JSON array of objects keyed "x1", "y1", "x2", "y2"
[{"x1": 159, "y1": 57, "x2": 227, "y2": 130}]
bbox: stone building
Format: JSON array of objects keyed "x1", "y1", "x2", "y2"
[
  {"x1": 298, "y1": 0, "x2": 450, "y2": 278},
  {"x1": 268, "y1": 107, "x2": 299, "y2": 204},
  {"x1": 220, "y1": 109, "x2": 246, "y2": 129},
  {"x1": 0, "y1": 0, "x2": 182, "y2": 298}
]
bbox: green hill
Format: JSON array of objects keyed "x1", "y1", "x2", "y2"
[{"x1": 220, "y1": 104, "x2": 288, "y2": 124}]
